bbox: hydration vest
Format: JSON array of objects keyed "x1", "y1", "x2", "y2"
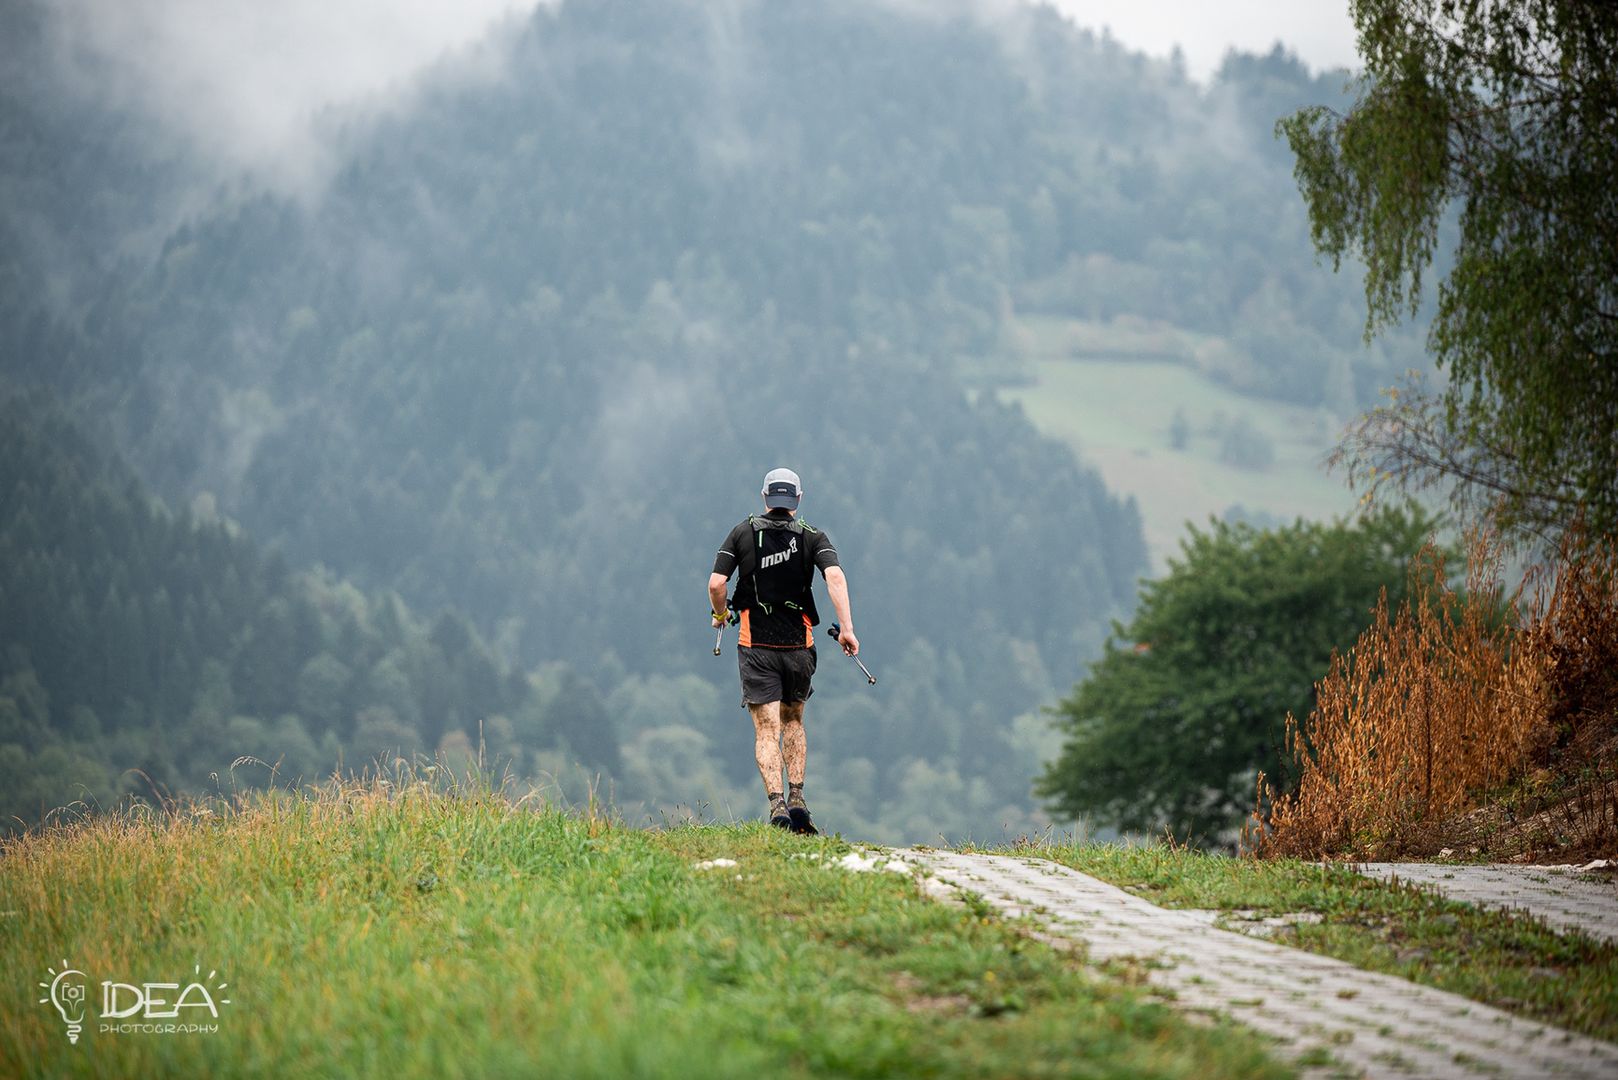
[{"x1": 737, "y1": 514, "x2": 821, "y2": 627}]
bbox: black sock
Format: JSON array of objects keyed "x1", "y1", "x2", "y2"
[
  {"x1": 768, "y1": 790, "x2": 784, "y2": 804},
  {"x1": 789, "y1": 782, "x2": 804, "y2": 797}
]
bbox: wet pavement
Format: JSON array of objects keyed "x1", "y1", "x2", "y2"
[
  {"x1": 1355, "y1": 863, "x2": 1618, "y2": 945},
  {"x1": 895, "y1": 848, "x2": 1618, "y2": 1079}
]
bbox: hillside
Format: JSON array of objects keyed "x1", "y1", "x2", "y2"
[
  {"x1": 993, "y1": 314, "x2": 1360, "y2": 569},
  {"x1": 0, "y1": 391, "x2": 618, "y2": 828},
  {"x1": 0, "y1": 0, "x2": 1438, "y2": 838}
]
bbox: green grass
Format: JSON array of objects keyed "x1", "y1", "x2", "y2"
[
  {"x1": 985, "y1": 314, "x2": 1362, "y2": 570},
  {"x1": 997, "y1": 840, "x2": 1618, "y2": 1042},
  {"x1": 0, "y1": 781, "x2": 1292, "y2": 1079}
]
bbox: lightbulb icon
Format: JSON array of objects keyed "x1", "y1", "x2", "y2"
[{"x1": 39, "y1": 961, "x2": 88, "y2": 1044}]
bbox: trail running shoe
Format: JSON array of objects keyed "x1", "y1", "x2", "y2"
[
  {"x1": 769, "y1": 796, "x2": 792, "y2": 830},
  {"x1": 787, "y1": 791, "x2": 818, "y2": 835}
]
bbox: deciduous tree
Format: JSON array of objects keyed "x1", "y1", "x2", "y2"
[
  {"x1": 1281, "y1": 0, "x2": 1618, "y2": 536},
  {"x1": 1038, "y1": 506, "x2": 1436, "y2": 841}
]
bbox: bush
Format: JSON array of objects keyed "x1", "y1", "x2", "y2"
[
  {"x1": 1038, "y1": 505, "x2": 1435, "y2": 842},
  {"x1": 1254, "y1": 526, "x2": 1618, "y2": 859}
]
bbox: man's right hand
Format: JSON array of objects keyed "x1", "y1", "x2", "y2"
[{"x1": 837, "y1": 625, "x2": 859, "y2": 656}]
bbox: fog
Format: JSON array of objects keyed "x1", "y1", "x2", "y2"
[
  {"x1": 41, "y1": 0, "x2": 534, "y2": 194},
  {"x1": 1045, "y1": 0, "x2": 1358, "y2": 82},
  {"x1": 39, "y1": 0, "x2": 1357, "y2": 198}
]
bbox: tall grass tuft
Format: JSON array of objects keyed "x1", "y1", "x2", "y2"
[{"x1": 1253, "y1": 525, "x2": 1618, "y2": 858}]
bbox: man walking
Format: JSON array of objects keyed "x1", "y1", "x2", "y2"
[{"x1": 709, "y1": 467, "x2": 858, "y2": 834}]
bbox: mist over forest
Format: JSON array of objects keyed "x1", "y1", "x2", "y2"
[{"x1": 1, "y1": 0, "x2": 1425, "y2": 841}]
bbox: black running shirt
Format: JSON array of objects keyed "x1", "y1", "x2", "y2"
[{"x1": 712, "y1": 510, "x2": 840, "y2": 648}]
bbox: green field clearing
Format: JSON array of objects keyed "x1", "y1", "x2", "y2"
[{"x1": 991, "y1": 317, "x2": 1364, "y2": 570}]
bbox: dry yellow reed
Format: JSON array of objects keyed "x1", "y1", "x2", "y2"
[{"x1": 1252, "y1": 525, "x2": 1617, "y2": 859}]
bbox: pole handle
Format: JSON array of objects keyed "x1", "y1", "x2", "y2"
[
  {"x1": 714, "y1": 603, "x2": 738, "y2": 655},
  {"x1": 825, "y1": 624, "x2": 876, "y2": 684}
]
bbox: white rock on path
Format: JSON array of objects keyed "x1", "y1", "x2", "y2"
[
  {"x1": 693, "y1": 858, "x2": 738, "y2": 870},
  {"x1": 834, "y1": 848, "x2": 911, "y2": 874}
]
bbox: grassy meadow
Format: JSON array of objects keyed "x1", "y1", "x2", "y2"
[
  {"x1": 988, "y1": 314, "x2": 1361, "y2": 569},
  {"x1": 0, "y1": 780, "x2": 1291, "y2": 1080}
]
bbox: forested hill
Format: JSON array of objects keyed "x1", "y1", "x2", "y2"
[
  {"x1": 12, "y1": 0, "x2": 1151, "y2": 671},
  {"x1": 2, "y1": 0, "x2": 1402, "y2": 839},
  {"x1": 0, "y1": 391, "x2": 625, "y2": 828}
]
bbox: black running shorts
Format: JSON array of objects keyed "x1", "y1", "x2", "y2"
[{"x1": 737, "y1": 645, "x2": 817, "y2": 706}]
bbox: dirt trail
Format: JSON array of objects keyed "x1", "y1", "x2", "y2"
[{"x1": 896, "y1": 848, "x2": 1618, "y2": 1080}]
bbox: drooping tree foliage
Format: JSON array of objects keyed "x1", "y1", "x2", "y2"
[
  {"x1": 1281, "y1": 0, "x2": 1618, "y2": 537},
  {"x1": 1037, "y1": 505, "x2": 1438, "y2": 841}
]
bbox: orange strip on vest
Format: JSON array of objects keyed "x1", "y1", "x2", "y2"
[{"x1": 736, "y1": 611, "x2": 811, "y2": 649}]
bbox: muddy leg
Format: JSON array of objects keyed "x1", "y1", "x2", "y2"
[
  {"x1": 781, "y1": 701, "x2": 807, "y2": 787},
  {"x1": 748, "y1": 701, "x2": 784, "y2": 795}
]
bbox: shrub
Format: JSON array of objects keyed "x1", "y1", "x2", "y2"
[{"x1": 1254, "y1": 527, "x2": 1618, "y2": 858}]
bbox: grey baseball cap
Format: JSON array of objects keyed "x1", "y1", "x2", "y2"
[{"x1": 761, "y1": 467, "x2": 802, "y2": 510}]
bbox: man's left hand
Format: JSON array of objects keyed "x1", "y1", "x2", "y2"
[{"x1": 837, "y1": 625, "x2": 860, "y2": 657}]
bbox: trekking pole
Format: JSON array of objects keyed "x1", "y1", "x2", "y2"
[
  {"x1": 713, "y1": 603, "x2": 738, "y2": 656},
  {"x1": 825, "y1": 623, "x2": 876, "y2": 685}
]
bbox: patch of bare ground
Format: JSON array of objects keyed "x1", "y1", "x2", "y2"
[
  {"x1": 1365, "y1": 773, "x2": 1618, "y2": 865},
  {"x1": 1365, "y1": 723, "x2": 1618, "y2": 864},
  {"x1": 890, "y1": 970, "x2": 974, "y2": 1015}
]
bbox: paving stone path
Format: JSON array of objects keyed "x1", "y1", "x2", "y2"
[
  {"x1": 895, "y1": 848, "x2": 1618, "y2": 1080},
  {"x1": 1356, "y1": 864, "x2": 1618, "y2": 945}
]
